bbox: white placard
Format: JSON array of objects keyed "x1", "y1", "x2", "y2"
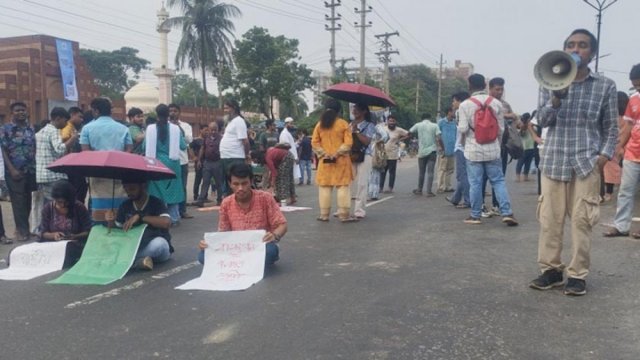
[
  {"x1": 0, "y1": 241, "x2": 70, "y2": 280},
  {"x1": 176, "y1": 230, "x2": 266, "y2": 291}
]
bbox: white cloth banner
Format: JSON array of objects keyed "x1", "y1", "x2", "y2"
[
  {"x1": 0, "y1": 241, "x2": 69, "y2": 280},
  {"x1": 176, "y1": 230, "x2": 266, "y2": 291}
]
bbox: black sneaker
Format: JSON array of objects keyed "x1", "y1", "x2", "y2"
[
  {"x1": 529, "y1": 269, "x2": 563, "y2": 290},
  {"x1": 502, "y1": 215, "x2": 519, "y2": 226},
  {"x1": 564, "y1": 278, "x2": 587, "y2": 296}
]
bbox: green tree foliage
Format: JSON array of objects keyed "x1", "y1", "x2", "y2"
[
  {"x1": 171, "y1": 74, "x2": 218, "y2": 107},
  {"x1": 221, "y1": 27, "x2": 316, "y2": 120},
  {"x1": 79, "y1": 47, "x2": 150, "y2": 99},
  {"x1": 165, "y1": 0, "x2": 241, "y2": 107}
]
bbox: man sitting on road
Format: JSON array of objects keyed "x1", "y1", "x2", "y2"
[
  {"x1": 197, "y1": 163, "x2": 287, "y2": 266},
  {"x1": 106, "y1": 180, "x2": 174, "y2": 271}
]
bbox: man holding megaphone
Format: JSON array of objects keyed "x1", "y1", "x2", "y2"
[{"x1": 529, "y1": 29, "x2": 618, "y2": 296}]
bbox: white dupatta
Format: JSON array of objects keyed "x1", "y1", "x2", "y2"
[{"x1": 145, "y1": 123, "x2": 181, "y2": 160}]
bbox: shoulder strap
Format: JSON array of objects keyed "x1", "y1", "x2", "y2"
[
  {"x1": 469, "y1": 97, "x2": 482, "y2": 107},
  {"x1": 484, "y1": 96, "x2": 494, "y2": 107}
]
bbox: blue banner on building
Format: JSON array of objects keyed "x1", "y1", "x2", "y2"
[{"x1": 55, "y1": 39, "x2": 79, "y2": 101}]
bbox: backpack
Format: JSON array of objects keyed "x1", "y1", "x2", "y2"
[
  {"x1": 503, "y1": 121, "x2": 524, "y2": 160},
  {"x1": 371, "y1": 140, "x2": 388, "y2": 169},
  {"x1": 468, "y1": 97, "x2": 499, "y2": 144}
]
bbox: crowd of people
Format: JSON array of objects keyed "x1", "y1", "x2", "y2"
[{"x1": 1, "y1": 28, "x2": 638, "y2": 297}]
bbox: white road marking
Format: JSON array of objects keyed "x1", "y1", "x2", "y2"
[
  {"x1": 64, "y1": 261, "x2": 199, "y2": 309},
  {"x1": 632, "y1": 217, "x2": 640, "y2": 222},
  {"x1": 365, "y1": 196, "x2": 394, "y2": 207}
]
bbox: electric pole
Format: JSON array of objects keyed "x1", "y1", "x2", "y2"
[
  {"x1": 336, "y1": 57, "x2": 356, "y2": 81},
  {"x1": 375, "y1": 31, "x2": 399, "y2": 94},
  {"x1": 354, "y1": 0, "x2": 372, "y2": 84},
  {"x1": 325, "y1": 0, "x2": 342, "y2": 78},
  {"x1": 436, "y1": 53, "x2": 446, "y2": 116},
  {"x1": 583, "y1": 0, "x2": 619, "y2": 73}
]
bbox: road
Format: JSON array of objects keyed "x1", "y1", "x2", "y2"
[{"x1": 0, "y1": 158, "x2": 639, "y2": 360}]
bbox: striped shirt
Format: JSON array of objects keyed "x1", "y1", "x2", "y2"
[
  {"x1": 458, "y1": 91, "x2": 505, "y2": 162},
  {"x1": 35, "y1": 124, "x2": 67, "y2": 184},
  {"x1": 537, "y1": 71, "x2": 618, "y2": 181}
]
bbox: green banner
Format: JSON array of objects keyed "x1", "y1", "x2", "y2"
[{"x1": 49, "y1": 225, "x2": 145, "y2": 285}]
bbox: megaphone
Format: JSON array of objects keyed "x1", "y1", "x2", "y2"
[{"x1": 533, "y1": 51, "x2": 581, "y2": 90}]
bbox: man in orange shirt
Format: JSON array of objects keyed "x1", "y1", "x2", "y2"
[{"x1": 604, "y1": 64, "x2": 640, "y2": 238}]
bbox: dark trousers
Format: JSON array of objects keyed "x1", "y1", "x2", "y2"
[
  {"x1": 417, "y1": 152, "x2": 437, "y2": 193},
  {"x1": 451, "y1": 150, "x2": 470, "y2": 206},
  {"x1": 5, "y1": 172, "x2": 36, "y2": 236},
  {"x1": 198, "y1": 160, "x2": 224, "y2": 204},
  {"x1": 516, "y1": 149, "x2": 536, "y2": 175},
  {"x1": 193, "y1": 165, "x2": 203, "y2": 200},
  {"x1": 380, "y1": 159, "x2": 398, "y2": 190},
  {"x1": 180, "y1": 163, "x2": 188, "y2": 215},
  {"x1": 0, "y1": 205, "x2": 5, "y2": 237}
]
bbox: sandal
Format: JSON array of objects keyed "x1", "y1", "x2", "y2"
[
  {"x1": 339, "y1": 216, "x2": 359, "y2": 223},
  {"x1": 603, "y1": 228, "x2": 629, "y2": 237},
  {"x1": 0, "y1": 236, "x2": 13, "y2": 245},
  {"x1": 631, "y1": 232, "x2": 640, "y2": 239},
  {"x1": 316, "y1": 217, "x2": 329, "y2": 222}
]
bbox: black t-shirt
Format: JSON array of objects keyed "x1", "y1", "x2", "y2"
[
  {"x1": 190, "y1": 138, "x2": 203, "y2": 156},
  {"x1": 299, "y1": 136, "x2": 312, "y2": 160},
  {"x1": 116, "y1": 195, "x2": 173, "y2": 252}
]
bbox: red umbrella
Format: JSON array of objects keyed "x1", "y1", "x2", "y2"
[
  {"x1": 47, "y1": 151, "x2": 176, "y2": 181},
  {"x1": 323, "y1": 82, "x2": 396, "y2": 107}
]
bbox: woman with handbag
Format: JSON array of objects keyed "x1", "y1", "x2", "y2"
[{"x1": 350, "y1": 103, "x2": 377, "y2": 219}]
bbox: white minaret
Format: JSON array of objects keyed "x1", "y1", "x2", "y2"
[{"x1": 154, "y1": 2, "x2": 176, "y2": 104}]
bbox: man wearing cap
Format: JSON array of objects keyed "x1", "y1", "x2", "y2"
[{"x1": 279, "y1": 117, "x2": 301, "y2": 197}]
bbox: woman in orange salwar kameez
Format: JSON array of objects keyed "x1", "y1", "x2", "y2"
[{"x1": 312, "y1": 99, "x2": 357, "y2": 222}]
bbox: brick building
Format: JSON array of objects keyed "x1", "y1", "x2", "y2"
[{"x1": 0, "y1": 34, "x2": 99, "y2": 123}]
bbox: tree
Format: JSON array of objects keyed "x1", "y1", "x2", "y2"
[
  {"x1": 172, "y1": 74, "x2": 218, "y2": 107},
  {"x1": 221, "y1": 27, "x2": 316, "y2": 120},
  {"x1": 80, "y1": 47, "x2": 150, "y2": 99},
  {"x1": 165, "y1": 0, "x2": 241, "y2": 108}
]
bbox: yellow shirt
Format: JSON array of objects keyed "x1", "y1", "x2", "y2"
[{"x1": 60, "y1": 121, "x2": 75, "y2": 141}]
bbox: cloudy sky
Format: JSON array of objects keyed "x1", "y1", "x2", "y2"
[{"x1": 0, "y1": 0, "x2": 637, "y2": 114}]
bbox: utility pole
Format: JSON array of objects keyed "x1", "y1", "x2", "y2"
[
  {"x1": 583, "y1": 0, "x2": 619, "y2": 73},
  {"x1": 354, "y1": 0, "x2": 372, "y2": 84},
  {"x1": 375, "y1": 31, "x2": 399, "y2": 94},
  {"x1": 415, "y1": 80, "x2": 420, "y2": 116},
  {"x1": 336, "y1": 57, "x2": 356, "y2": 81},
  {"x1": 325, "y1": 0, "x2": 342, "y2": 78},
  {"x1": 436, "y1": 53, "x2": 446, "y2": 116}
]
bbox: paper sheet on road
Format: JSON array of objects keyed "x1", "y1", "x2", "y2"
[
  {"x1": 176, "y1": 230, "x2": 266, "y2": 291},
  {"x1": 49, "y1": 225, "x2": 145, "y2": 285},
  {"x1": 0, "y1": 241, "x2": 70, "y2": 280},
  {"x1": 279, "y1": 206, "x2": 312, "y2": 212}
]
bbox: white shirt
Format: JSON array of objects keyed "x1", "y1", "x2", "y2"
[
  {"x1": 176, "y1": 120, "x2": 193, "y2": 165},
  {"x1": 220, "y1": 116, "x2": 248, "y2": 159},
  {"x1": 279, "y1": 127, "x2": 298, "y2": 160},
  {"x1": 458, "y1": 91, "x2": 505, "y2": 162}
]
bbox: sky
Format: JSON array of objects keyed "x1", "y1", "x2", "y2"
[{"x1": 0, "y1": 0, "x2": 638, "y2": 114}]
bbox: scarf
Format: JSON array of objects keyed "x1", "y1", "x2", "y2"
[{"x1": 145, "y1": 123, "x2": 180, "y2": 160}]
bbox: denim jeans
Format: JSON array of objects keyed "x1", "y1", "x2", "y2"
[
  {"x1": 197, "y1": 242, "x2": 280, "y2": 266},
  {"x1": 168, "y1": 204, "x2": 180, "y2": 224},
  {"x1": 136, "y1": 237, "x2": 171, "y2": 263},
  {"x1": 417, "y1": 152, "x2": 437, "y2": 193},
  {"x1": 613, "y1": 160, "x2": 640, "y2": 233},
  {"x1": 299, "y1": 159, "x2": 312, "y2": 184},
  {"x1": 450, "y1": 150, "x2": 469, "y2": 206},
  {"x1": 467, "y1": 158, "x2": 514, "y2": 219},
  {"x1": 516, "y1": 149, "x2": 536, "y2": 175}
]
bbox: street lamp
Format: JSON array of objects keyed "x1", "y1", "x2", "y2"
[{"x1": 582, "y1": 0, "x2": 619, "y2": 72}]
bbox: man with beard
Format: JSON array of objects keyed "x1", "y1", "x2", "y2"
[{"x1": 380, "y1": 115, "x2": 409, "y2": 193}]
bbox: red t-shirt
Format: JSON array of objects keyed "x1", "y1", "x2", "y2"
[
  {"x1": 624, "y1": 93, "x2": 640, "y2": 161},
  {"x1": 218, "y1": 190, "x2": 287, "y2": 233}
]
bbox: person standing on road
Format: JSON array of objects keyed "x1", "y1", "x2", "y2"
[
  {"x1": 437, "y1": 107, "x2": 457, "y2": 193},
  {"x1": 220, "y1": 99, "x2": 251, "y2": 195},
  {"x1": 1, "y1": 102, "x2": 37, "y2": 242},
  {"x1": 297, "y1": 129, "x2": 313, "y2": 185},
  {"x1": 280, "y1": 117, "x2": 300, "y2": 195},
  {"x1": 312, "y1": 98, "x2": 356, "y2": 222},
  {"x1": 259, "y1": 119, "x2": 279, "y2": 152},
  {"x1": 447, "y1": 91, "x2": 471, "y2": 208},
  {"x1": 64, "y1": 107, "x2": 88, "y2": 203},
  {"x1": 127, "y1": 107, "x2": 146, "y2": 155},
  {"x1": 409, "y1": 113, "x2": 443, "y2": 197},
  {"x1": 168, "y1": 103, "x2": 193, "y2": 220},
  {"x1": 197, "y1": 163, "x2": 287, "y2": 266},
  {"x1": 458, "y1": 74, "x2": 518, "y2": 227},
  {"x1": 380, "y1": 115, "x2": 409, "y2": 194},
  {"x1": 350, "y1": 103, "x2": 377, "y2": 219},
  {"x1": 529, "y1": 29, "x2": 618, "y2": 296},
  {"x1": 194, "y1": 122, "x2": 224, "y2": 207}
]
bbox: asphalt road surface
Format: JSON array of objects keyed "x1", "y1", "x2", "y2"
[{"x1": 0, "y1": 158, "x2": 639, "y2": 360}]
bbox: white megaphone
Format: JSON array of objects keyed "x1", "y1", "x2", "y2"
[{"x1": 533, "y1": 51, "x2": 582, "y2": 90}]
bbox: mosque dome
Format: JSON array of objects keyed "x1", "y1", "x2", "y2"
[{"x1": 124, "y1": 82, "x2": 160, "y2": 113}]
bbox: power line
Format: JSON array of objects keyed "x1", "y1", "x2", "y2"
[{"x1": 236, "y1": 0, "x2": 324, "y2": 24}]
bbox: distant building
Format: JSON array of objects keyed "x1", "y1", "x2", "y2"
[
  {"x1": 312, "y1": 70, "x2": 331, "y2": 110},
  {"x1": 0, "y1": 35, "x2": 99, "y2": 123}
]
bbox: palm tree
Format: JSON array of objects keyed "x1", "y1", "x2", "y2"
[{"x1": 165, "y1": 0, "x2": 240, "y2": 108}]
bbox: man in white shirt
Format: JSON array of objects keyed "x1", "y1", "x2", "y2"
[
  {"x1": 279, "y1": 117, "x2": 301, "y2": 184},
  {"x1": 169, "y1": 103, "x2": 193, "y2": 219},
  {"x1": 219, "y1": 99, "x2": 250, "y2": 195},
  {"x1": 380, "y1": 115, "x2": 408, "y2": 193}
]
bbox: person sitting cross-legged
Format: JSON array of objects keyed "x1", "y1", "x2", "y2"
[
  {"x1": 105, "y1": 180, "x2": 174, "y2": 271},
  {"x1": 197, "y1": 163, "x2": 287, "y2": 266}
]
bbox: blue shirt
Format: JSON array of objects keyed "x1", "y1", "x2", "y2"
[
  {"x1": 438, "y1": 117, "x2": 457, "y2": 156},
  {"x1": 80, "y1": 116, "x2": 133, "y2": 151}
]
